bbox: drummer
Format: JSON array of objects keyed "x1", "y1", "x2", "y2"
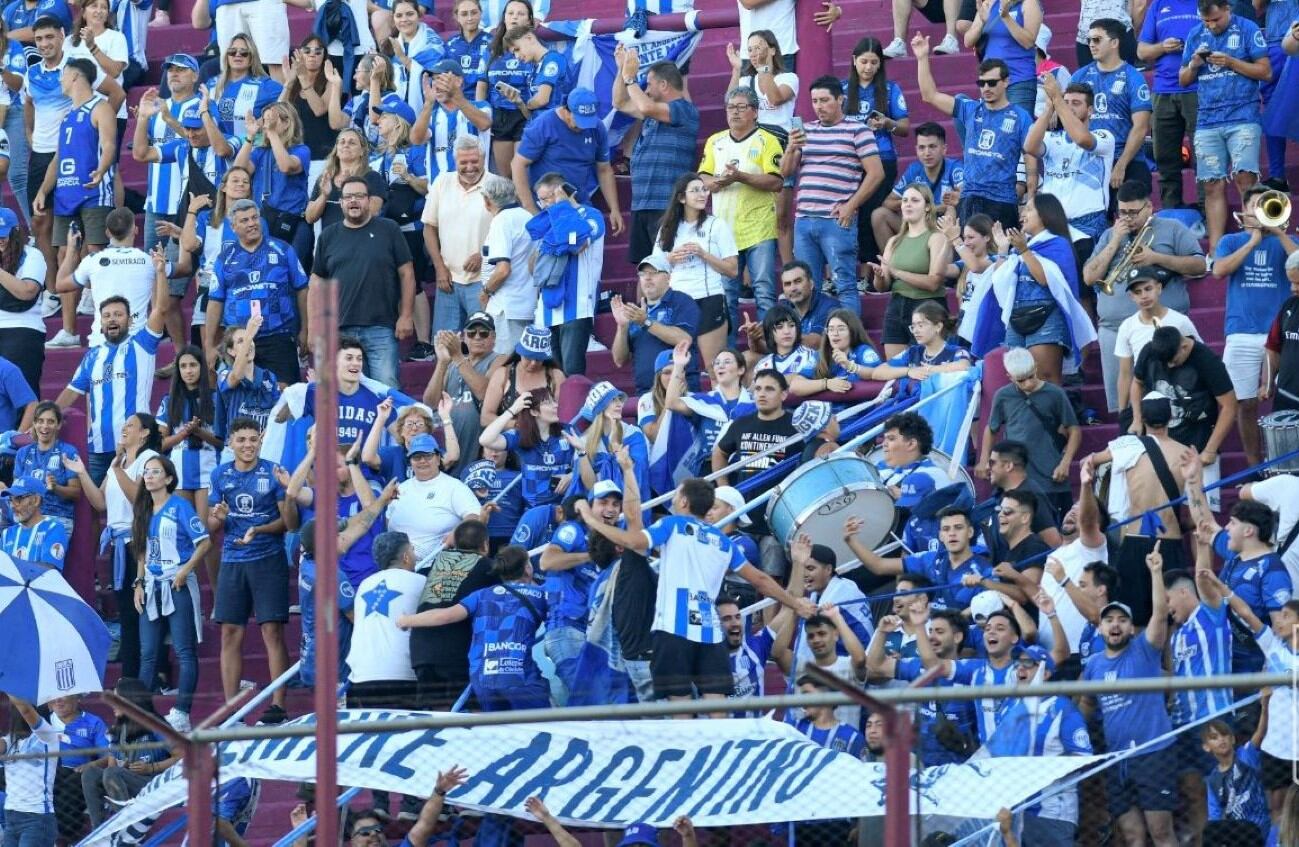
[
  {"x1": 792, "y1": 401, "x2": 840, "y2": 462},
  {"x1": 873, "y1": 412, "x2": 952, "y2": 518}
]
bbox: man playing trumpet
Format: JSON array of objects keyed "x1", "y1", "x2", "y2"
[
  {"x1": 1212, "y1": 185, "x2": 1298, "y2": 468},
  {"x1": 1083, "y1": 180, "x2": 1207, "y2": 414}
]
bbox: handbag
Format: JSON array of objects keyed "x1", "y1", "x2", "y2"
[
  {"x1": 1008, "y1": 301, "x2": 1056, "y2": 335},
  {"x1": 263, "y1": 204, "x2": 304, "y2": 242}
]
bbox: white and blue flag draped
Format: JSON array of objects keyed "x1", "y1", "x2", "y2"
[
  {"x1": 544, "y1": 19, "x2": 702, "y2": 149},
  {"x1": 568, "y1": 561, "x2": 635, "y2": 706},
  {"x1": 965, "y1": 233, "x2": 1097, "y2": 366},
  {"x1": 0, "y1": 554, "x2": 110, "y2": 704},
  {"x1": 647, "y1": 408, "x2": 694, "y2": 497},
  {"x1": 913, "y1": 366, "x2": 981, "y2": 458}
]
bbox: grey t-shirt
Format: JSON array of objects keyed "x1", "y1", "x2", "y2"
[
  {"x1": 988, "y1": 382, "x2": 1080, "y2": 494},
  {"x1": 1093, "y1": 216, "x2": 1205, "y2": 327}
]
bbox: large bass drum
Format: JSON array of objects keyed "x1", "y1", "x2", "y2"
[
  {"x1": 765, "y1": 454, "x2": 896, "y2": 569},
  {"x1": 1260, "y1": 410, "x2": 1299, "y2": 476},
  {"x1": 859, "y1": 447, "x2": 977, "y2": 495}
]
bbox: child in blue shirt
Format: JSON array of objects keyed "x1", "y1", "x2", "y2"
[{"x1": 1203, "y1": 714, "x2": 1272, "y2": 841}]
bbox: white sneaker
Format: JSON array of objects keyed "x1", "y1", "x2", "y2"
[
  {"x1": 76, "y1": 289, "x2": 95, "y2": 316},
  {"x1": 882, "y1": 37, "x2": 907, "y2": 58},
  {"x1": 934, "y1": 33, "x2": 961, "y2": 54},
  {"x1": 238, "y1": 679, "x2": 257, "y2": 691},
  {"x1": 164, "y1": 707, "x2": 192, "y2": 733},
  {"x1": 44, "y1": 329, "x2": 79, "y2": 348},
  {"x1": 586, "y1": 337, "x2": 607, "y2": 352},
  {"x1": 40, "y1": 293, "x2": 60, "y2": 318}
]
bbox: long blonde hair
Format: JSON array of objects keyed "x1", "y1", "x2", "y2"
[
  {"x1": 321, "y1": 128, "x2": 372, "y2": 187},
  {"x1": 216, "y1": 34, "x2": 270, "y2": 97},
  {"x1": 899, "y1": 184, "x2": 939, "y2": 233},
  {"x1": 584, "y1": 409, "x2": 624, "y2": 458},
  {"x1": 260, "y1": 102, "x2": 304, "y2": 147}
]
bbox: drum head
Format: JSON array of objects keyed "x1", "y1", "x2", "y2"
[{"x1": 789, "y1": 483, "x2": 896, "y2": 573}]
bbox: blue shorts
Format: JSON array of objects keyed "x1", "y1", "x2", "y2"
[
  {"x1": 1105, "y1": 744, "x2": 1179, "y2": 817},
  {"x1": 473, "y1": 680, "x2": 550, "y2": 712},
  {"x1": 1194, "y1": 122, "x2": 1262, "y2": 182},
  {"x1": 1004, "y1": 302, "x2": 1070, "y2": 350},
  {"x1": 214, "y1": 551, "x2": 291, "y2": 624}
]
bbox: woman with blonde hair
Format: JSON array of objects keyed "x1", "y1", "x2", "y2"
[
  {"x1": 234, "y1": 100, "x2": 312, "y2": 262},
  {"x1": 305, "y1": 128, "x2": 385, "y2": 228},
  {"x1": 571, "y1": 381, "x2": 650, "y2": 501},
  {"x1": 869, "y1": 183, "x2": 951, "y2": 359},
  {"x1": 204, "y1": 32, "x2": 283, "y2": 139}
]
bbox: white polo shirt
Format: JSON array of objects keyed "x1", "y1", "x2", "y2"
[{"x1": 4, "y1": 719, "x2": 60, "y2": 814}]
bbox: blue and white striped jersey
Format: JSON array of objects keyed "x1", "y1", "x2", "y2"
[
  {"x1": 422, "y1": 100, "x2": 491, "y2": 183},
  {"x1": 1171, "y1": 601, "x2": 1233, "y2": 726},
  {"x1": 143, "y1": 95, "x2": 198, "y2": 214},
  {"x1": 392, "y1": 24, "x2": 446, "y2": 114},
  {"x1": 949, "y1": 657, "x2": 1018, "y2": 742},
  {"x1": 789, "y1": 716, "x2": 865, "y2": 758},
  {"x1": 729, "y1": 626, "x2": 775, "y2": 714},
  {"x1": 754, "y1": 346, "x2": 818, "y2": 379},
  {"x1": 533, "y1": 203, "x2": 605, "y2": 327},
  {"x1": 0, "y1": 517, "x2": 69, "y2": 570},
  {"x1": 110, "y1": 0, "x2": 151, "y2": 67},
  {"x1": 644, "y1": 514, "x2": 747, "y2": 644},
  {"x1": 144, "y1": 493, "x2": 208, "y2": 579},
  {"x1": 68, "y1": 327, "x2": 163, "y2": 454}
]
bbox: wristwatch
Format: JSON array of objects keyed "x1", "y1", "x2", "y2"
[{"x1": 644, "y1": 316, "x2": 656, "y2": 329}]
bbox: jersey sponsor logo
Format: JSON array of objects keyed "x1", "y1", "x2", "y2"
[{"x1": 977, "y1": 129, "x2": 996, "y2": 150}]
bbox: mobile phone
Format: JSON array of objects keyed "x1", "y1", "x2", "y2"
[
  {"x1": 869, "y1": 110, "x2": 886, "y2": 122},
  {"x1": 790, "y1": 116, "x2": 804, "y2": 134},
  {"x1": 250, "y1": 300, "x2": 261, "y2": 319},
  {"x1": 1196, "y1": 46, "x2": 1213, "y2": 58}
]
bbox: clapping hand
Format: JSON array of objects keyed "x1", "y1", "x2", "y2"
[
  {"x1": 671, "y1": 338, "x2": 691, "y2": 368},
  {"x1": 991, "y1": 222, "x2": 1011, "y2": 254},
  {"x1": 725, "y1": 42, "x2": 743, "y2": 70},
  {"x1": 1005, "y1": 227, "x2": 1029, "y2": 253},
  {"x1": 791, "y1": 531, "x2": 813, "y2": 565}
]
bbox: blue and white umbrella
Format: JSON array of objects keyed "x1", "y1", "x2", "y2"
[{"x1": 0, "y1": 553, "x2": 110, "y2": 704}]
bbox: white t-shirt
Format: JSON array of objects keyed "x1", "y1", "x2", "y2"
[
  {"x1": 3, "y1": 718, "x2": 60, "y2": 814},
  {"x1": 1257, "y1": 626, "x2": 1299, "y2": 760},
  {"x1": 656, "y1": 216, "x2": 738, "y2": 300},
  {"x1": 64, "y1": 30, "x2": 129, "y2": 118},
  {"x1": 1040, "y1": 128, "x2": 1116, "y2": 220},
  {"x1": 74, "y1": 246, "x2": 157, "y2": 346},
  {"x1": 1114, "y1": 308, "x2": 1201, "y2": 362},
  {"x1": 346, "y1": 568, "x2": 426, "y2": 683},
  {"x1": 1246, "y1": 474, "x2": 1299, "y2": 586},
  {"x1": 106, "y1": 450, "x2": 160, "y2": 531},
  {"x1": 738, "y1": 72, "x2": 799, "y2": 131},
  {"x1": 738, "y1": 0, "x2": 797, "y2": 56},
  {"x1": 0, "y1": 249, "x2": 50, "y2": 332},
  {"x1": 1037, "y1": 535, "x2": 1109, "y2": 654},
  {"x1": 386, "y1": 472, "x2": 481, "y2": 563},
  {"x1": 795, "y1": 654, "x2": 861, "y2": 727},
  {"x1": 482, "y1": 206, "x2": 537, "y2": 321}
]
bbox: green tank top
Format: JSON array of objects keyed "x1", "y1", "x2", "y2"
[{"x1": 890, "y1": 230, "x2": 943, "y2": 301}]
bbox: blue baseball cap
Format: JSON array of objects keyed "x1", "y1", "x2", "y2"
[
  {"x1": 516, "y1": 325, "x2": 553, "y2": 361},
  {"x1": 406, "y1": 433, "x2": 443, "y2": 457},
  {"x1": 464, "y1": 461, "x2": 499, "y2": 492},
  {"x1": 2, "y1": 476, "x2": 46, "y2": 498},
  {"x1": 566, "y1": 88, "x2": 600, "y2": 130},
  {"x1": 376, "y1": 98, "x2": 417, "y2": 126},
  {"x1": 616, "y1": 824, "x2": 659, "y2": 847},
  {"x1": 180, "y1": 107, "x2": 205, "y2": 129},
  {"x1": 653, "y1": 349, "x2": 674, "y2": 373},
  {"x1": 0, "y1": 208, "x2": 20, "y2": 238},
  {"x1": 163, "y1": 53, "x2": 199, "y2": 72},
  {"x1": 1015, "y1": 644, "x2": 1056, "y2": 673},
  {"x1": 590, "y1": 479, "x2": 622, "y2": 501},
  {"x1": 429, "y1": 57, "x2": 462, "y2": 76}
]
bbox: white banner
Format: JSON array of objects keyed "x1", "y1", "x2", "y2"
[{"x1": 79, "y1": 712, "x2": 1101, "y2": 844}]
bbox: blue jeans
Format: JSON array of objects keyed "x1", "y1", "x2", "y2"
[
  {"x1": 88, "y1": 451, "x2": 115, "y2": 488},
  {"x1": 552, "y1": 318, "x2": 592, "y2": 376},
  {"x1": 544, "y1": 624, "x2": 585, "y2": 706},
  {"x1": 2, "y1": 811, "x2": 54, "y2": 847},
  {"x1": 794, "y1": 215, "x2": 858, "y2": 314},
  {"x1": 138, "y1": 577, "x2": 199, "y2": 714},
  {"x1": 1007, "y1": 79, "x2": 1037, "y2": 116},
  {"x1": 4, "y1": 106, "x2": 28, "y2": 226},
  {"x1": 725, "y1": 238, "x2": 778, "y2": 347},
  {"x1": 342, "y1": 324, "x2": 399, "y2": 389},
  {"x1": 432, "y1": 281, "x2": 484, "y2": 334}
]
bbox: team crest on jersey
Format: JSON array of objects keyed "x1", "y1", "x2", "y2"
[
  {"x1": 1000, "y1": 117, "x2": 1015, "y2": 133},
  {"x1": 268, "y1": 253, "x2": 278, "y2": 265},
  {"x1": 978, "y1": 129, "x2": 996, "y2": 150},
  {"x1": 50, "y1": 542, "x2": 64, "y2": 561},
  {"x1": 1228, "y1": 33, "x2": 1240, "y2": 49},
  {"x1": 189, "y1": 516, "x2": 205, "y2": 535},
  {"x1": 493, "y1": 585, "x2": 507, "y2": 594},
  {"x1": 256, "y1": 478, "x2": 270, "y2": 493},
  {"x1": 1072, "y1": 727, "x2": 1090, "y2": 748},
  {"x1": 1095, "y1": 93, "x2": 1109, "y2": 113},
  {"x1": 1111, "y1": 78, "x2": 1125, "y2": 94},
  {"x1": 1137, "y1": 84, "x2": 1149, "y2": 101}
]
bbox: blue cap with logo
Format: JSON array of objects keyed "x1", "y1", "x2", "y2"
[
  {"x1": 376, "y1": 98, "x2": 417, "y2": 126},
  {"x1": 163, "y1": 53, "x2": 199, "y2": 72},
  {"x1": 566, "y1": 88, "x2": 600, "y2": 130},
  {"x1": 515, "y1": 325, "x2": 553, "y2": 361},
  {"x1": 1015, "y1": 643, "x2": 1056, "y2": 673},
  {"x1": 464, "y1": 461, "x2": 499, "y2": 492},
  {"x1": 430, "y1": 57, "x2": 463, "y2": 76},
  {"x1": 0, "y1": 208, "x2": 21, "y2": 238},
  {"x1": 180, "y1": 107, "x2": 205, "y2": 129},
  {"x1": 616, "y1": 824, "x2": 659, "y2": 847},
  {"x1": 654, "y1": 349, "x2": 674, "y2": 373},
  {"x1": 2, "y1": 476, "x2": 46, "y2": 498},
  {"x1": 590, "y1": 479, "x2": 622, "y2": 500},
  {"x1": 571, "y1": 380, "x2": 626, "y2": 426},
  {"x1": 406, "y1": 433, "x2": 444, "y2": 457}
]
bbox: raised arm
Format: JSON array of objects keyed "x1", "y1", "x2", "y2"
[
  {"x1": 912, "y1": 34, "x2": 956, "y2": 115},
  {"x1": 1145, "y1": 540, "x2": 1169, "y2": 648}
]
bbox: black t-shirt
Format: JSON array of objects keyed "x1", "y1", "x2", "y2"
[
  {"x1": 1133, "y1": 341, "x2": 1234, "y2": 451},
  {"x1": 310, "y1": 171, "x2": 390, "y2": 231},
  {"x1": 293, "y1": 93, "x2": 338, "y2": 160},
  {"x1": 714, "y1": 411, "x2": 798, "y2": 533},
  {"x1": 312, "y1": 216, "x2": 413, "y2": 327},
  {"x1": 983, "y1": 482, "x2": 1056, "y2": 558},
  {"x1": 409, "y1": 554, "x2": 497, "y2": 674},
  {"x1": 613, "y1": 550, "x2": 655, "y2": 661}
]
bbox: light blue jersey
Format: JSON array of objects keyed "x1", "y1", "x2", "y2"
[
  {"x1": 1171, "y1": 601, "x2": 1233, "y2": 726},
  {"x1": 144, "y1": 494, "x2": 208, "y2": 579},
  {"x1": 0, "y1": 518, "x2": 69, "y2": 569}
]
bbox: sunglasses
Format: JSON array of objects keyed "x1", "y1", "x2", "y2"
[
  {"x1": 976, "y1": 77, "x2": 1004, "y2": 87},
  {"x1": 465, "y1": 329, "x2": 491, "y2": 338},
  {"x1": 301, "y1": 46, "x2": 325, "y2": 54},
  {"x1": 352, "y1": 825, "x2": 384, "y2": 837},
  {"x1": 227, "y1": 48, "x2": 251, "y2": 57}
]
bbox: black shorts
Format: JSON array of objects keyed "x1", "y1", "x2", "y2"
[
  {"x1": 1174, "y1": 730, "x2": 1216, "y2": 776},
  {"x1": 27, "y1": 151, "x2": 53, "y2": 218},
  {"x1": 254, "y1": 331, "x2": 301, "y2": 385},
  {"x1": 883, "y1": 293, "x2": 943, "y2": 346},
  {"x1": 1261, "y1": 749, "x2": 1296, "y2": 791},
  {"x1": 629, "y1": 209, "x2": 664, "y2": 266},
  {"x1": 492, "y1": 107, "x2": 527, "y2": 143},
  {"x1": 696, "y1": 293, "x2": 727, "y2": 333},
  {"x1": 916, "y1": 0, "x2": 947, "y2": 23},
  {"x1": 214, "y1": 550, "x2": 291, "y2": 624},
  {"x1": 1105, "y1": 744, "x2": 1179, "y2": 818},
  {"x1": 650, "y1": 631, "x2": 733, "y2": 699}
]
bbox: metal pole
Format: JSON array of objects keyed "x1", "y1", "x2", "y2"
[
  {"x1": 311, "y1": 280, "x2": 341, "y2": 847},
  {"x1": 534, "y1": 9, "x2": 739, "y2": 39}
]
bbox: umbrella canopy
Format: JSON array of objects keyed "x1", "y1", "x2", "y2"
[{"x1": 0, "y1": 554, "x2": 110, "y2": 705}]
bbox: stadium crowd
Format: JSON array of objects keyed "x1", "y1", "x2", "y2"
[{"x1": 0, "y1": 0, "x2": 1295, "y2": 839}]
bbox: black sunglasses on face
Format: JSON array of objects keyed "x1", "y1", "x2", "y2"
[
  {"x1": 976, "y1": 77, "x2": 1004, "y2": 87},
  {"x1": 227, "y1": 48, "x2": 251, "y2": 57},
  {"x1": 465, "y1": 329, "x2": 491, "y2": 338}
]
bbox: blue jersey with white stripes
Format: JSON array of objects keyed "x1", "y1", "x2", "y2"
[
  {"x1": 790, "y1": 717, "x2": 865, "y2": 758},
  {"x1": 144, "y1": 494, "x2": 208, "y2": 579},
  {"x1": 204, "y1": 75, "x2": 283, "y2": 138},
  {"x1": 12, "y1": 441, "x2": 79, "y2": 520},
  {"x1": 422, "y1": 100, "x2": 490, "y2": 182},
  {"x1": 69, "y1": 327, "x2": 163, "y2": 454},
  {"x1": 729, "y1": 627, "x2": 775, "y2": 714},
  {"x1": 155, "y1": 137, "x2": 235, "y2": 217},
  {"x1": 1171, "y1": 601, "x2": 1233, "y2": 726},
  {"x1": 461, "y1": 581, "x2": 548, "y2": 687},
  {"x1": 949, "y1": 658, "x2": 1018, "y2": 742},
  {"x1": 53, "y1": 96, "x2": 115, "y2": 216},
  {"x1": 0, "y1": 517, "x2": 69, "y2": 569},
  {"x1": 895, "y1": 658, "x2": 979, "y2": 766},
  {"x1": 110, "y1": 0, "x2": 150, "y2": 67},
  {"x1": 144, "y1": 96, "x2": 199, "y2": 214},
  {"x1": 645, "y1": 514, "x2": 747, "y2": 644},
  {"x1": 156, "y1": 390, "x2": 220, "y2": 490}
]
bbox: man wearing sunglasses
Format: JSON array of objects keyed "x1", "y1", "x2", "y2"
[{"x1": 913, "y1": 31, "x2": 1032, "y2": 230}]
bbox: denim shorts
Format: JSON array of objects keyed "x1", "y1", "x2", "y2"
[
  {"x1": 1194, "y1": 122, "x2": 1262, "y2": 181},
  {"x1": 1004, "y1": 301, "x2": 1070, "y2": 349}
]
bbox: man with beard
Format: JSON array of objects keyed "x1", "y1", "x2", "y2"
[
  {"x1": 1080, "y1": 545, "x2": 1176, "y2": 847},
  {"x1": 915, "y1": 605, "x2": 1021, "y2": 744},
  {"x1": 849, "y1": 506, "x2": 992, "y2": 610},
  {"x1": 719, "y1": 596, "x2": 791, "y2": 715},
  {"x1": 967, "y1": 489, "x2": 1050, "y2": 610}
]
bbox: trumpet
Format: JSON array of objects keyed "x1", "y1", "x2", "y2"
[
  {"x1": 1233, "y1": 190, "x2": 1292, "y2": 230},
  {"x1": 1097, "y1": 216, "x2": 1155, "y2": 296}
]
